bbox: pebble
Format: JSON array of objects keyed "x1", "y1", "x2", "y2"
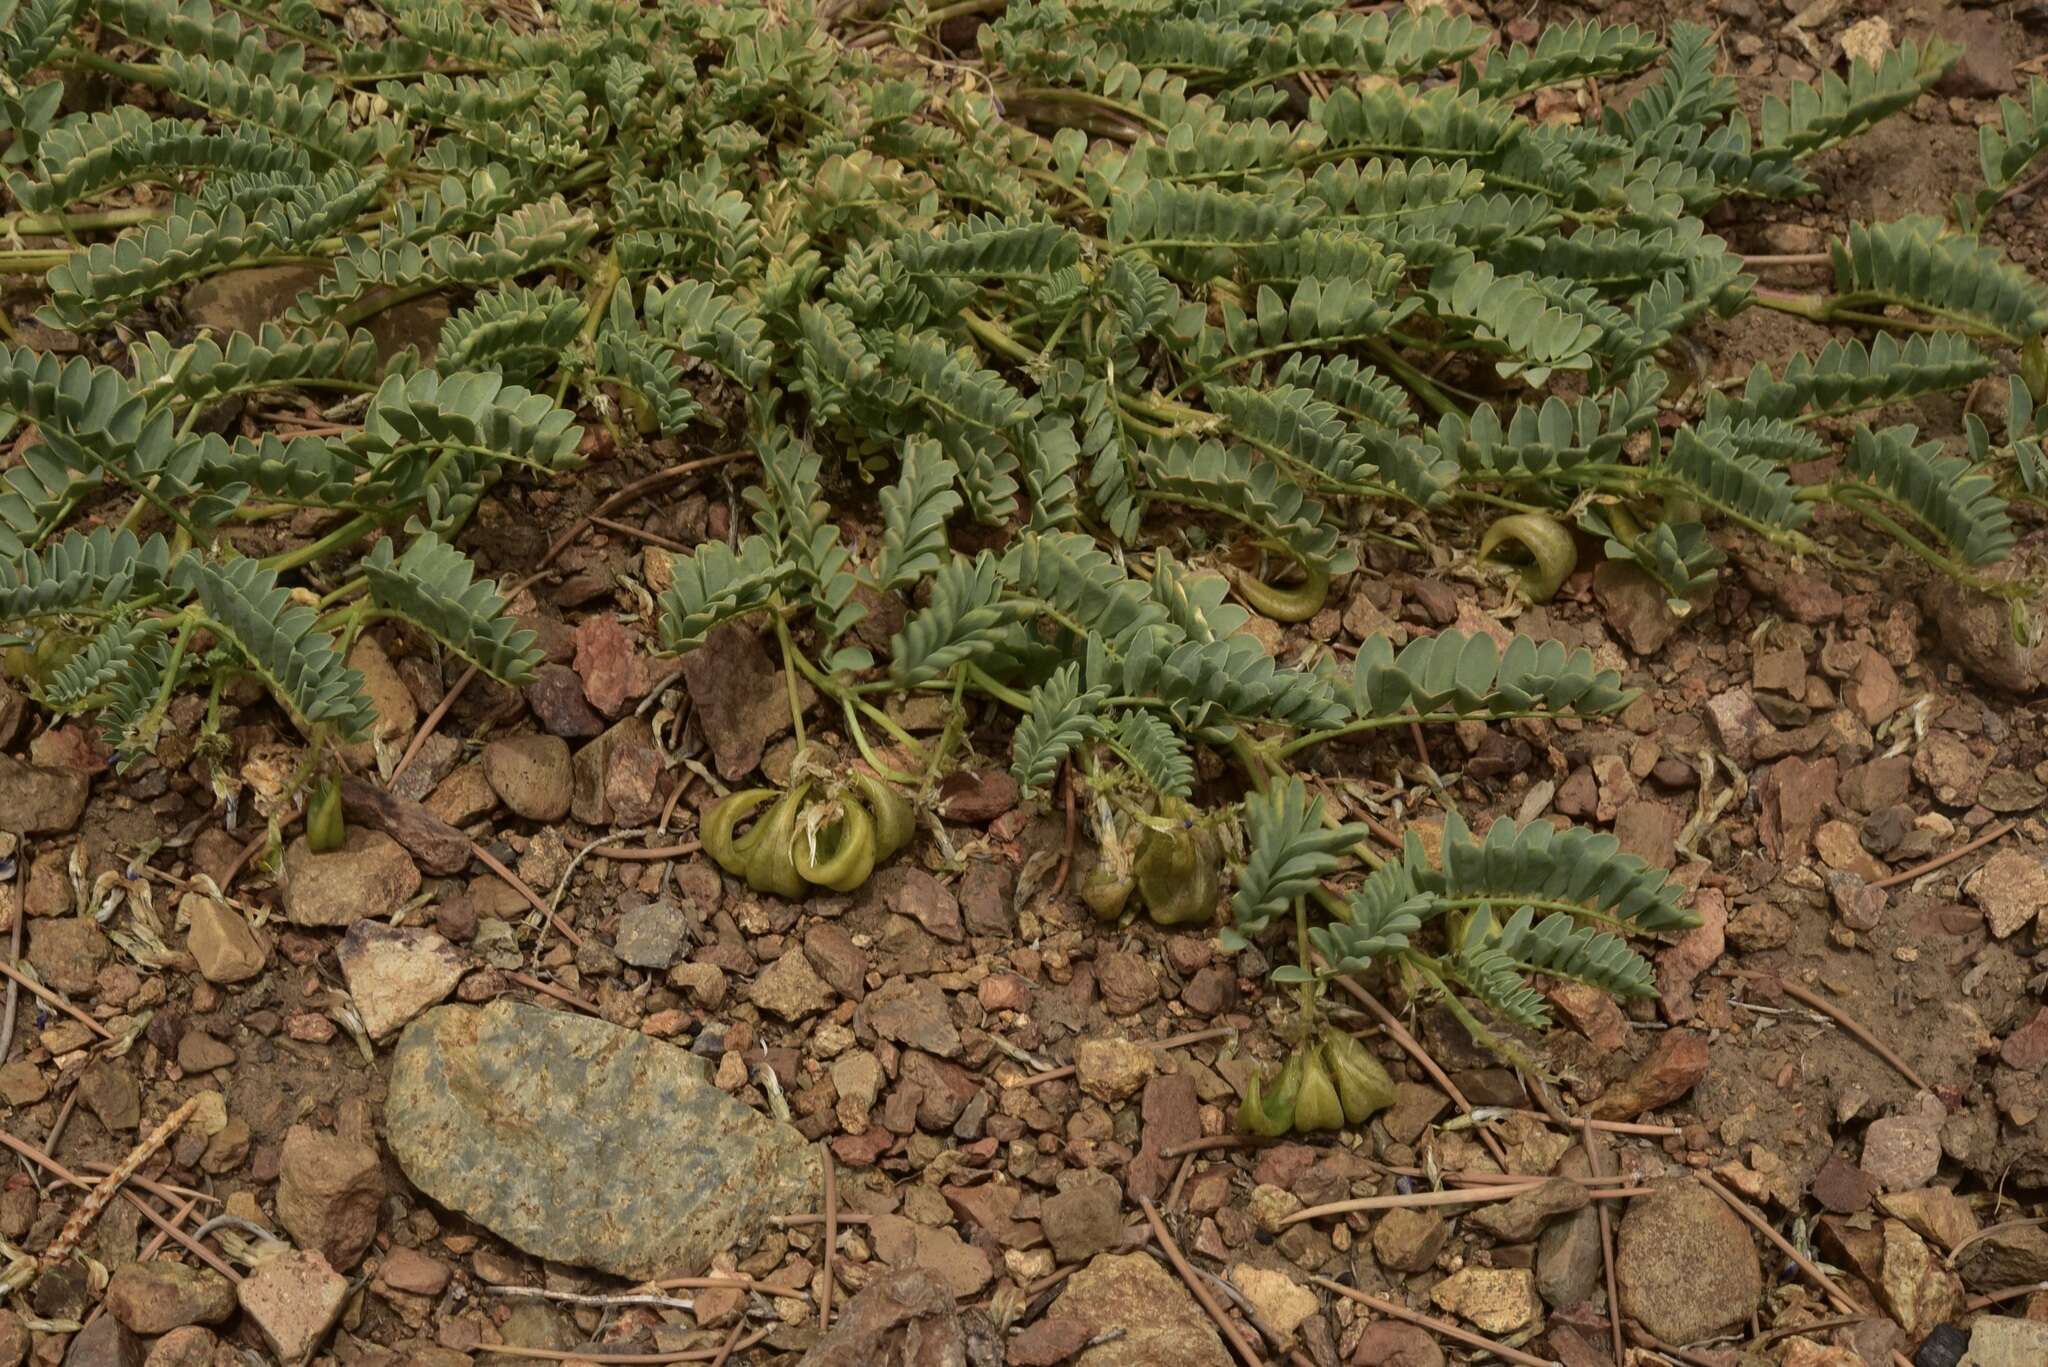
[
  {"x1": 854, "y1": 976, "x2": 960, "y2": 1057},
  {"x1": 1593, "y1": 561, "x2": 1679, "y2": 657},
  {"x1": 1372, "y1": 1208, "x2": 1448, "y2": 1273},
  {"x1": 1861, "y1": 1094, "x2": 1944, "y2": 1192},
  {"x1": 0, "y1": 753, "x2": 89, "y2": 834},
  {"x1": 60, "y1": 1315, "x2": 141, "y2": 1367},
  {"x1": 524, "y1": 663, "x2": 605, "y2": 739},
  {"x1": 175, "y1": 1030, "x2": 235, "y2": 1073},
  {"x1": 337, "y1": 920, "x2": 467, "y2": 1040},
  {"x1": 1956, "y1": 1222, "x2": 2048, "y2": 1290},
  {"x1": 282, "y1": 831, "x2": 422, "y2": 927},
  {"x1": 386, "y1": 1001, "x2": 818, "y2": 1277},
  {"x1": 1878, "y1": 1219, "x2": 1960, "y2": 1338},
  {"x1": 1967, "y1": 849, "x2": 2048, "y2": 940},
  {"x1": 1073, "y1": 1036, "x2": 1153, "y2": 1102},
  {"x1": 1614, "y1": 1183, "x2": 1761, "y2": 1344},
  {"x1": 237, "y1": 1249, "x2": 350, "y2": 1367},
  {"x1": 749, "y1": 948, "x2": 838, "y2": 1021},
  {"x1": 181, "y1": 894, "x2": 267, "y2": 983},
  {"x1": 613, "y1": 900, "x2": 690, "y2": 968},
  {"x1": 27, "y1": 917, "x2": 111, "y2": 995},
  {"x1": 77, "y1": 1062, "x2": 140, "y2": 1131},
  {"x1": 375, "y1": 1247, "x2": 451, "y2": 1297},
  {"x1": 481, "y1": 735, "x2": 574, "y2": 821},
  {"x1": 1427, "y1": 1266, "x2": 1540, "y2": 1335},
  {"x1": 137, "y1": 1328, "x2": 216, "y2": 1367},
  {"x1": 1468, "y1": 1176, "x2": 1588, "y2": 1242},
  {"x1": 103, "y1": 1262, "x2": 236, "y2": 1335},
  {"x1": 1048, "y1": 1253, "x2": 1230, "y2": 1367},
  {"x1": 1348, "y1": 1322, "x2": 1443, "y2": 1367},
  {"x1": 1006, "y1": 1316, "x2": 1091, "y2": 1367},
  {"x1": 276, "y1": 1125, "x2": 385, "y2": 1271},
  {"x1": 1225, "y1": 1265, "x2": 1317, "y2": 1348},
  {"x1": 425, "y1": 762, "x2": 499, "y2": 826},
  {"x1": 1704, "y1": 688, "x2": 1773, "y2": 764},
  {"x1": 1587, "y1": 1029, "x2": 1707, "y2": 1120},
  {"x1": 1962, "y1": 1316, "x2": 2048, "y2": 1367},
  {"x1": 1041, "y1": 1172, "x2": 1124, "y2": 1265},
  {"x1": 0, "y1": 1309, "x2": 24, "y2": 1367}
]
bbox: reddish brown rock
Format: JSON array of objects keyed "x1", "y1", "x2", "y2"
[{"x1": 1588, "y1": 1030, "x2": 1707, "y2": 1120}]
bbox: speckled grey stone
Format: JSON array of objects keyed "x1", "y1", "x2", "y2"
[{"x1": 386, "y1": 1001, "x2": 818, "y2": 1278}]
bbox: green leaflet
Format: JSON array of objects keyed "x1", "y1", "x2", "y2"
[{"x1": 364, "y1": 530, "x2": 541, "y2": 684}]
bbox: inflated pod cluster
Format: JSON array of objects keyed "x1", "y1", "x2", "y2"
[
  {"x1": 701, "y1": 772, "x2": 915, "y2": 897},
  {"x1": 1239, "y1": 1028, "x2": 1398, "y2": 1135},
  {"x1": 1082, "y1": 805, "x2": 1222, "y2": 927}
]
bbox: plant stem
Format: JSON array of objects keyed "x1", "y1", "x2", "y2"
[
  {"x1": 770, "y1": 608, "x2": 809, "y2": 750},
  {"x1": 0, "y1": 207, "x2": 166, "y2": 236},
  {"x1": 262, "y1": 512, "x2": 383, "y2": 574},
  {"x1": 53, "y1": 45, "x2": 169, "y2": 89}
]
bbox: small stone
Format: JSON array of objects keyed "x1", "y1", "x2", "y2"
[
  {"x1": 61, "y1": 1315, "x2": 142, "y2": 1367},
  {"x1": 1878, "y1": 1219, "x2": 1960, "y2": 1338},
  {"x1": 1705, "y1": 689, "x2": 1773, "y2": 764},
  {"x1": 482, "y1": 735, "x2": 573, "y2": 822},
  {"x1": 1967, "y1": 849, "x2": 2048, "y2": 940},
  {"x1": 1074, "y1": 1036, "x2": 1153, "y2": 1103},
  {"x1": 1372, "y1": 1208, "x2": 1448, "y2": 1273},
  {"x1": 1469, "y1": 1177, "x2": 1588, "y2": 1242},
  {"x1": 1877, "y1": 1188, "x2": 1978, "y2": 1252},
  {"x1": 0, "y1": 753, "x2": 89, "y2": 834},
  {"x1": 524, "y1": 663, "x2": 605, "y2": 740},
  {"x1": 2001, "y1": 1008, "x2": 2048, "y2": 1071},
  {"x1": 936, "y1": 768, "x2": 1018, "y2": 823},
  {"x1": 1594, "y1": 561, "x2": 1680, "y2": 656},
  {"x1": 104, "y1": 1261, "x2": 236, "y2": 1334},
  {"x1": 855, "y1": 977, "x2": 959, "y2": 1057},
  {"x1": 27, "y1": 917, "x2": 110, "y2": 994},
  {"x1": 1862, "y1": 1096, "x2": 1944, "y2": 1193},
  {"x1": 1830, "y1": 874, "x2": 1888, "y2": 932},
  {"x1": 1348, "y1": 1323, "x2": 1444, "y2": 1367},
  {"x1": 1094, "y1": 949, "x2": 1158, "y2": 1016},
  {"x1": 572, "y1": 615, "x2": 650, "y2": 718},
  {"x1": 182, "y1": 894, "x2": 266, "y2": 983},
  {"x1": 1428, "y1": 1267, "x2": 1539, "y2": 1335},
  {"x1": 425, "y1": 762, "x2": 499, "y2": 827},
  {"x1": 276, "y1": 1126, "x2": 385, "y2": 1271},
  {"x1": 831, "y1": 1051, "x2": 883, "y2": 1133},
  {"x1": 375, "y1": 1247, "x2": 450, "y2": 1297},
  {"x1": 1961, "y1": 1316, "x2": 2048, "y2": 1367},
  {"x1": 176, "y1": 1030, "x2": 236, "y2": 1073},
  {"x1": 282, "y1": 831, "x2": 422, "y2": 927},
  {"x1": 750, "y1": 949, "x2": 838, "y2": 1022},
  {"x1": 1614, "y1": 1183, "x2": 1762, "y2": 1344},
  {"x1": 1007, "y1": 1316, "x2": 1092, "y2": 1367},
  {"x1": 613, "y1": 901, "x2": 689, "y2": 969},
  {"x1": 1536, "y1": 1204, "x2": 1603, "y2": 1309},
  {"x1": 1049, "y1": 1253, "x2": 1230, "y2": 1367},
  {"x1": 1041, "y1": 1172, "x2": 1123, "y2": 1265},
  {"x1": 803, "y1": 923, "x2": 870, "y2": 1002},
  {"x1": 1934, "y1": 11, "x2": 2011, "y2": 98},
  {"x1": 0, "y1": 1308, "x2": 26, "y2": 1367},
  {"x1": 341, "y1": 636, "x2": 417, "y2": 765},
  {"x1": 237, "y1": 1249, "x2": 350, "y2": 1367},
  {"x1": 386, "y1": 1001, "x2": 819, "y2": 1278},
  {"x1": 887, "y1": 869, "x2": 962, "y2": 944},
  {"x1": 1957, "y1": 1223, "x2": 2048, "y2": 1291},
  {"x1": 0, "y1": 1062, "x2": 47, "y2": 1107},
  {"x1": 679, "y1": 625, "x2": 788, "y2": 782},
  {"x1": 1811, "y1": 1155, "x2": 1879, "y2": 1214},
  {"x1": 1915, "y1": 733, "x2": 1987, "y2": 807},
  {"x1": 1588, "y1": 1029, "x2": 1707, "y2": 1120},
  {"x1": 1225, "y1": 1265, "x2": 1317, "y2": 1348},
  {"x1": 337, "y1": 921, "x2": 466, "y2": 1041},
  {"x1": 78, "y1": 1062, "x2": 140, "y2": 1130}
]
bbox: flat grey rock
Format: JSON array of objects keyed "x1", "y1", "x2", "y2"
[{"x1": 386, "y1": 1001, "x2": 818, "y2": 1278}]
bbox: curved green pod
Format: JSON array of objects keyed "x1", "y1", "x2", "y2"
[
  {"x1": 793, "y1": 794, "x2": 876, "y2": 893},
  {"x1": 1480, "y1": 512, "x2": 1577, "y2": 602}
]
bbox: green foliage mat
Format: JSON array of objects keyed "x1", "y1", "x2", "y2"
[{"x1": 3, "y1": 0, "x2": 2048, "y2": 1073}]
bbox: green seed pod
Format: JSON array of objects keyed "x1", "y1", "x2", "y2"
[
  {"x1": 306, "y1": 778, "x2": 345, "y2": 854},
  {"x1": 853, "y1": 771, "x2": 916, "y2": 860},
  {"x1": 1322, "y1": 1029, "x2": 1397, "y2": 1126},
  {"x1": 1234, "y1": 560, "x2": 1330, "y2": 623},
  {"x1": 1080, "y1": 859, "x2": 1136, "y2": 921},
  {"x1": 741, "y1": 785, "x2": 810, "y2": 899},
  {"x1": 793, "y1": 795, "x2": 877, "y2": 893},
  {"x1": 1479, "y1": 512, "x2": 1578, "y2": 603},
  {"x1": 1238, "y1": 1051, "x2": 1304, "y2": 1138},
  {"x1": 1292, "y1": 1045, "x2": 1345, "y2": 1133},
  {"x1": 701, "y1": 788, "x2": 778, "y2": 877},
  {"x1": 1134, "y1": 822, "x2": 1220, "y2": 927}
]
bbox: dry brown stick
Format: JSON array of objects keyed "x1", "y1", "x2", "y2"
[
  {"x1": 505, "y1": 970, "x2": 602, "y2": 1016},
  {"x1": 388, "y1": 663, "x2": 479, "y2": 787},
  {"x1": 1328, "y1": 975, "x2": 1512, "y2": 1169},
  {"x1": 1136, "y1": 1197, "x2": 1266, "y2": 1367},
  {"x1": 77, "y1": 1164, "x2": 221, "y2": 1206},
  {"x1": 471, "y1": 840, "x2": 589, "y2": 948},
  {"x1": 1871, "y1": 818, "x2": 2016, "y2": 890},
  {"x1": 770, "y1": 1213, "x2": 871, "y2": 1229},
  {"x1": 587, "y1": 515, "x2": 689, "y2": 552},
  {"x1": 1309, "y1": 1277, "x2": 1558, "y2": 1367},
  {"x1": 0, "y1": 957, "x2": 116, "y2": 1039},
  {"x1": 643, "y1": 1274, "x2": 792, "y2": 1293},
  {"x1": 705, "y1": 1319, "x2": 749, "y2": 1367},
  {"x1": 1161, "y1": 1135, "x2": 1266, "y2": 1159},
  {"x1": 1582, "y1": 1126, "x2": 1624, "y2": 1367},
  {"x1": 36, "y1": 1096, "x2": 202, "y2": 1280},
  {"x1": 1014, "y1": 1026, "x2": 1237, "y2": 1087},
  {"x1": 581, "y1": 839, "x2": 702, "y2": 861},
  {"x1": 1507, "y1": 1108, "x2": 1680, "y2": 1137},
  {"x1": 1964, "y1": 1279, "x2": 2048, "y2": 1311},
  {"x1": 1276, "y1": 1182, "x2": 1647, "y2": 1229},
  {"x1": 0, "y1": 898, "x2": 23, "y2": 1065},
  {"x1": 477, "y1": 1331, "x2": 771, "y2": 1364},
  {"x1": 1724, "y1": 971, "x2": 1930, "y2": 1092},
  {"x1": 1948, "y1": 1217, "x2": 2048, "y2": 1267},
  {"x1": 819, "y1": 1142, "x2": 837, "y2": 1334}
]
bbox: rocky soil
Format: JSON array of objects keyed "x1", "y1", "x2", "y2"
[{"x1": 4, "y1": 2, "x2": 2048, "y2": 1367}]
